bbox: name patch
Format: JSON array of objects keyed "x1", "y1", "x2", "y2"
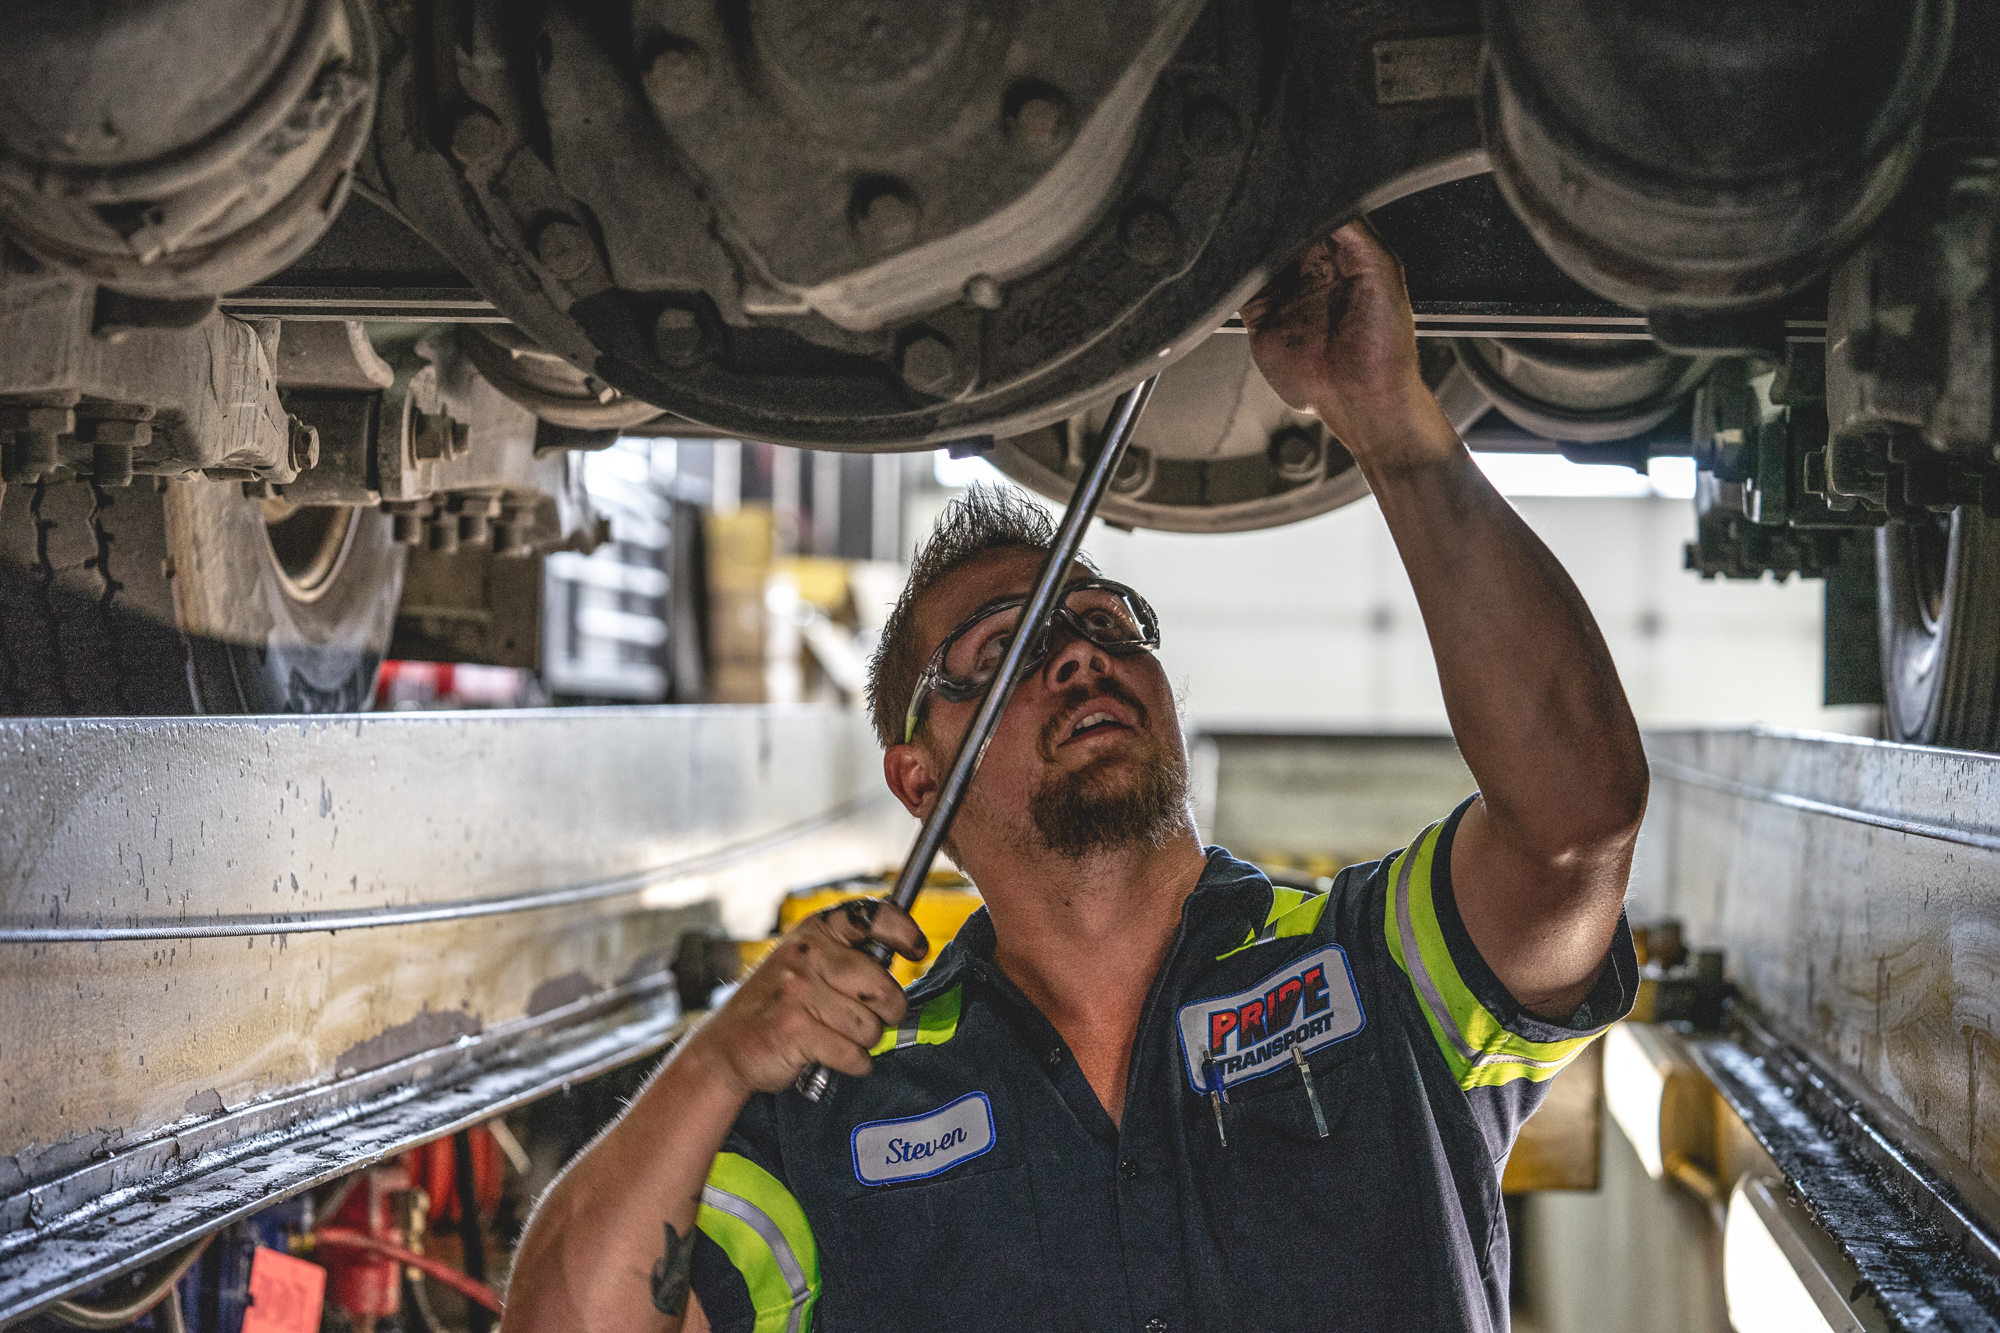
[
  {"x1": 1176, "y1": 944, "x2": 1366, "y2": 1093},
  {"x1": 851, "y1": 1091, "x2": 995, "y2": 1186}
]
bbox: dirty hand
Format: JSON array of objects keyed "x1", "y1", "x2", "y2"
[
  {"x1": 685, "y1": 900, "x2": 929, "y2": 1098},
  {"x1": 1241, "y1": 218, "x2": 1455, "y2": 472}
]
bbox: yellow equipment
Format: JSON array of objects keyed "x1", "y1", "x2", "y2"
[{"x1": 735, "y1": 870, "x2": 984, "y2": 986}]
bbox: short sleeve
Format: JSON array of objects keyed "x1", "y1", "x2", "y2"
[
  {"x1": 1383, "y1": 796, "x2": 1637, "y2": 1095},
  {"x1": 689, "y1": 1095, "x2": 822, "y2": 1333}
]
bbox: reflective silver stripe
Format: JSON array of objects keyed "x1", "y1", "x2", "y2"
[
  {"x1": 1393, "y1": 827, "x2": 1610, "y2": 1073},
  {"x1": 1392, "y1": 831, "x2": 1483, "y2": 1066},
  {"x1": 701, "y1": 1184, "x2": 813, "y2": 1333},
  {"x1": 890, "y1": 1004, "x2": 923, "y2": 1051},
  {"x1": 1471, "y1": 1048, "x2": 1574, "y2": 1070}
]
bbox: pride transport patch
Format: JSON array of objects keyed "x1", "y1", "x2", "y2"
[
  {"x1": 851, "y1": 1091, "x2": 996, "y2": 1186},
  {"x1": 1177, "y1": 944, "x2": 1365, "y2": 1092}
]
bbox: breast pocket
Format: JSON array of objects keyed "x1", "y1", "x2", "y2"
[
  {"x1": 1220, "y1": 1028, "x2": 1376, "y2": 1147},
  {"x1": 1194, "y1": 1041, "x2": 1419, "y2": 1330},
  {"x1": 825, "y1": 1164, "x2": 1047, "y2": 1333}
]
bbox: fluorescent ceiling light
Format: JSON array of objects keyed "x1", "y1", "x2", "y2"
[
  {"x1": 939, "y1": 448, "x2": 1700, "y2": 500},
  {"x1": 1473, "y1": 453, "x2": 1697, "y2": 499},
  {"x1": 934, "y1": 450, "x2": 1009, "y2": 488}
]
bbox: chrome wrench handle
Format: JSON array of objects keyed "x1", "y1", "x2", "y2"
[{"x1": 795, "y1": 375, "x2": 1159, "y2": 1102}]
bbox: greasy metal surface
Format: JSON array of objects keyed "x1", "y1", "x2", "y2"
[
  {"x1": 1633, "y1": 729, "x2": 2000, "y2": 1220},
  {"x1": 0, "y1": 706, "x2": 910, "y2": 1223},
  {"x1": 1694, "y1": 1029, "x2": 2000, "y2": 1329},
  {"x1": 0, "y1": 975, "x2": 685, "y2": 1324}
]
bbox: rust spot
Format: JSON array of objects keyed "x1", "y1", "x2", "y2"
[
  {"x1": 527, "y1": 971, "x2": 595, "y2": 1017},
  {"x1": 335, "y1": 1008, "x2": 481, "y2": 1076}
]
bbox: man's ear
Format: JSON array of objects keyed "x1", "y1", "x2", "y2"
[{"x1": 883, "y1": 742, "x2": 939, "y2": 819}]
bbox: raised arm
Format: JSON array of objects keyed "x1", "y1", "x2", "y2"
[
  {"x1": 1243, "y1": 219, "x2": 1647, "y2": 1020},
  {"x1": 504, "y1": 904, "x2": 926, "y2": 1333}
]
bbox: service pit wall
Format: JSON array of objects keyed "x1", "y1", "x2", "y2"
[
  {"x1": 0, "y1": 708, "x2": 911, "y2": 1254},
  {"x1": 1631, "y1": 728, "x2": 2000, "y2": 1218}
]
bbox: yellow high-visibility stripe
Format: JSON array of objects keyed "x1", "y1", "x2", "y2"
[
  {"x1": 1216, "y1": 884, "x2": 1331, "y2": 961},
  {"x1": 1385, "y1": 822, "x2": 1607, "y2": 1089},
  {"x1": 868, "y1": 985, "x2": 962, "y2": 1056},
  {"x1": 698, "y1": 1153, "x2": 819, "y2": 1333}
]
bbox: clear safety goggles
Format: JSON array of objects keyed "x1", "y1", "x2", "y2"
[{"x1": 902, "y1": 578, "x2": 1161, "y2": 743}]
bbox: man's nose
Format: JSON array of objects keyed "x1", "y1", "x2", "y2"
[{"x1": 1042, "y1": 624, "x2": 1108, "y2": 687}]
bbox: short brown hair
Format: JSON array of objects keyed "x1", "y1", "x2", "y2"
[{"x1": 866, "y1": 484, "x2": 1096, "y2": 748}]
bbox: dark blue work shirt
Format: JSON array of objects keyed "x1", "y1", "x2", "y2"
[{"x1": 690, "y1": 799, "x2": 1637, "y2": 1333}]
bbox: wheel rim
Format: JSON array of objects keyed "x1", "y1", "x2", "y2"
[
  {"x1": 1882, "y1": 510, "x2": 1960, "y2": 741},
  {"x1": 1910, "y1": 511, "x2": 1952, "y2": 635},
  {"x1": 260, "y1": 499, "x2": 360, "y2": 604}
]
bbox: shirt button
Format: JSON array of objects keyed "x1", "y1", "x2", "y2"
[
  {"x1": 1118, "y1": 1159, "x2": 1141, "y2": 1180},
  {"x1": 1146, "y1": 1320, "x2": 1168, "y2": 1333},
  {"x1": 1045, "y1": 1047, "x2": 1063, "y2": 1069}
]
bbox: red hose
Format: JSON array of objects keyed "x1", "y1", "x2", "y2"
[{"x1": 313, "y1": 1228, "x2": 505, "y2": 1315}]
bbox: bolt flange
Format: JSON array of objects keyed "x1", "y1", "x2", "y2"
[
  {"x1": 1119, "y1": 205, "x2": 1181, "y2": 268},
  {"x1": 654, "y1": 307, "x2": 706, "y2": 369},
  {"x1": 535, "y1": 220, "x2": 596, "y2": 282},
  {"x1": 643, "y1": 39, "x2": 715, "y2": 118},
  {"x1": 1269, "y1": 427, "x2": 1322, "y2": 482},
  {"x1": 851, "y1": 182, "x2": 919, "y2": 255},
  {"x1": 899, "y1": 333, "x2": 961, "y2": 397}
]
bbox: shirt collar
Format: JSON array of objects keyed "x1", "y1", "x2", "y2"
[{"x1": 917, "y1": 847, "x2": 1278, "y2": 996}]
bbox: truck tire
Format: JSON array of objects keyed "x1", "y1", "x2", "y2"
[
  {"x1": 1877, "y1": 508, "x2": 2000, "y2": 749},
  {"x1": 0, "y1": 477, "x2": 404, "y2": 715}
]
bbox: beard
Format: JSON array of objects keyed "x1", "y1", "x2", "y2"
[{"x1": 1027, "y1": 679, "x2": 1192, "y2": 859}]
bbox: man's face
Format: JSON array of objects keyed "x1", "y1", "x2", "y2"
[{"x1": 898, "y1": 547, "x2": 1192, "y2": 860}]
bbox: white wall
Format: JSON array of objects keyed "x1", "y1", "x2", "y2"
[{"x1": 908, "y1": 463, "x2": 1875, "y2": 736}]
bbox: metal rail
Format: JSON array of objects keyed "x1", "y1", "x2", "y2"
[
  {"x1": 0, "y1": 705, "x2": 912, "y2": 1324},
  {"x1": 215, "y1": 293, "x2": 1837, "y2": 344},
  {"x1": 1634, "y1": 728, "x2": 2000, "y2": 1303},
  {"x1": 0, "y1": 792, "x2": 884, "y2": 943},
  {"x1": 1649, "y1": 753, "x2": 2000, "y2": 854},
  {"x1": 1215, "y1": 310, "x2": 1831, "y2": 342}
]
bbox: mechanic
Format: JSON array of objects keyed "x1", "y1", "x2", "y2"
[{"x1": 504, "y1": 219, "x2": 1646, "y2": 1333}]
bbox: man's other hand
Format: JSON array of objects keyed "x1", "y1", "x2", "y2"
[
  {"x1": 684, "y1": 900, "x2": 929, "y2": 1097},
  {"x1": 1240, "y1": 218, "x2": 1453, "y2": 474}
]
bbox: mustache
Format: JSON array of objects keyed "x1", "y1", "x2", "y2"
[{"x1": 1039, "y1": 675, "x2": 1151, "y2": 757}]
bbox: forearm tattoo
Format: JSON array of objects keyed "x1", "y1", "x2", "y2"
[{"x1": 650, "y1": 1221, "x2": 694, "y2": 1316}]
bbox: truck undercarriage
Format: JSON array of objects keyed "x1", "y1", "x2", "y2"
[{"x1": 8, "y1": 2, "x2": 2000, "y2": 1328}]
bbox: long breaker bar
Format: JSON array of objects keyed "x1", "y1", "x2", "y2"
[{"x1": 795, "y1": 375, "x2": 1160, "y2": 1101}]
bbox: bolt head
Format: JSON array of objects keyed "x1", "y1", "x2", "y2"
[
  {"x1": 1270, "y1": 426, "x2": 1321, "y2": 480},
  {"x1": 963, "y1": 274, "x2": 1004, "y2": 310},
  {"x1": 411, "y1": 411, "x2": 463, "y2": 461},
  {"x1": 852, "y1": 184, "x2": 919, "y2": 255},
  {"x1": 450, "y1": 112, "x2": 510, "y2": 168},
  {"x1": 0, "y1": 406, "x2": 74, "y2": 434},
  {"x1": 1110, "y1": 447, "x2": 1151, "y2": 494},
  {"x1": 654, "y1": 307, "x2": 706, "y2": 369},
  {"x1": 643, "y1": 40, "x2": 714, "y2": 117},
  {"x1": 535, "y1": 221, "x2": 595, "y2": 281},
  {"x1": 1008, "y1": 88, "x2": 1070, "y2": 154},
  {"x1": 287, "y1": 418, "x2": 320, "y2": 472},
  {"x1": 1120, "y1": 206, "x2": 1181, "y2": 268},
  {"x1": 89, "y1": 419, "x2": 151, "y2": 447},
  {"x1": 899, "y1": 334, "x2": 958, "y2": 396}
]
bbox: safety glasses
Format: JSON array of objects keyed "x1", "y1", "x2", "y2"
[{"x1": 902, "y1": 578, "x2": 1160, "y2": 743}]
